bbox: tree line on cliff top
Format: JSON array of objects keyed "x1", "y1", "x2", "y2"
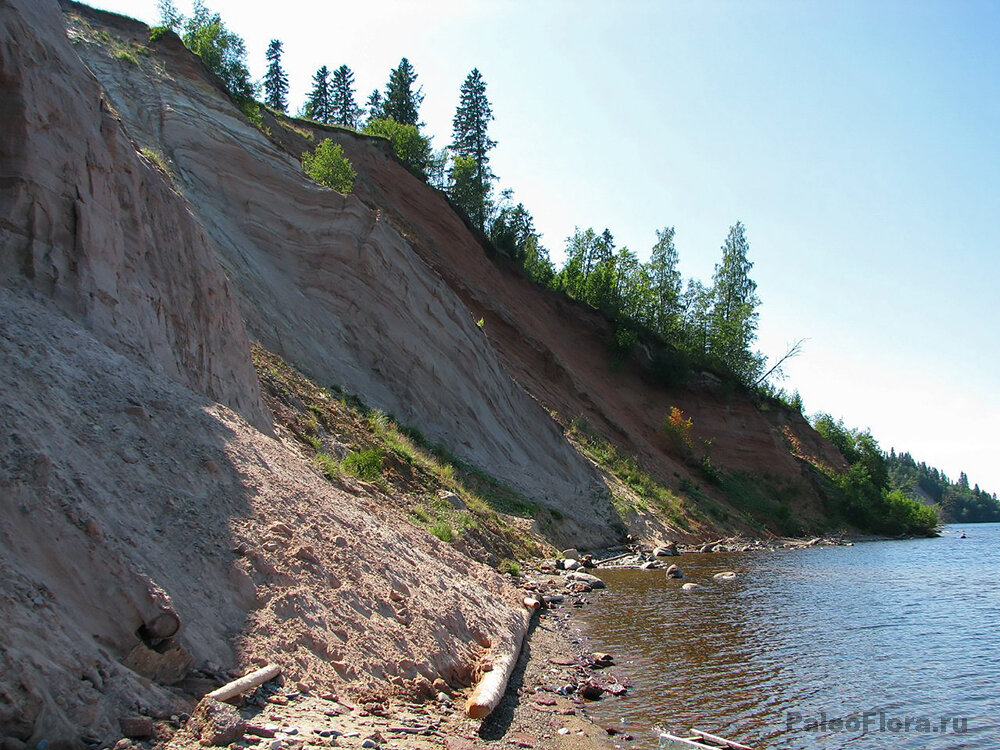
[
  {"x1": 154, "y1": 1, "x2": 955, "y2": 536},
  {"x1": 154, "y1": 0, "x2": 770, "y2": 392}
]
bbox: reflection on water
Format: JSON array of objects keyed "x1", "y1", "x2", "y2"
[{"x1": 576, "y1": 525, "x2": 1000, "y2": 749}]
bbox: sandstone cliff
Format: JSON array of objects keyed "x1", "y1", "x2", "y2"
[
  {"x1": 59, "y1": 4, "x2": 612, "y2": 546},
  {"x1": 0, "y1": 0, "x2": 849, "y2": 744},
  {"x1": 0, "y1": 1, "x2": 535, "y2": 742}
]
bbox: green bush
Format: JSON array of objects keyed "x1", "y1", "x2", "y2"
[
  {"x1": 113, "y1": 45, "x2": 139, "y2": 65},
  {"x1": 341, "y1": 448, "x2": 382, "y2": 481},
  {"x1": 302, "y1": 139, "x2": 356, "y2": 193},
  {"x1": 181, "y1": 3, "x2": 256, "y2": 106},
  {"x1": 362, "y1": 118, "x2": 431, "y2": 172},
  {"x1": 499, "y1": 559, "x2": 520, "y2": 576},
  {"x1": 880, "y1": 488, "x2": 939, "y2": 536},
  {"x1": 429, "y1": 520, "x2": 454, "y2": 542},
  {"x1": 314, "y1": 451, "x2": 340, "y2": 480}
]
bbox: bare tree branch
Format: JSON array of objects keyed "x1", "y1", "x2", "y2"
[{"x1": 755, "y1": 337, "x2": 808, "y2": 387}]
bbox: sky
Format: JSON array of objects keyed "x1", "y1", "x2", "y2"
[{"x1": 88, "y1": 0, "x2": 1000, "y2": 493}]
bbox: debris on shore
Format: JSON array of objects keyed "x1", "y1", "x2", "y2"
[{"x1": 586, "y1": 535, "x2": 856, "y2": 569}]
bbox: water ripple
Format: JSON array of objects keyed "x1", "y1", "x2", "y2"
[{"x1": 576, "y1": 524, "x2": 1000, "y2": 749}]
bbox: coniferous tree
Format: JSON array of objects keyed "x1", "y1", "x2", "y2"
[
  {"x1": 305, "y1": 66, "x2": 333, "y2": 124},
  {"x1": 383, "y1": 58, "x2": 423, "y2": 126},
  {"x1": 365, "y1": 89, "x2": 385, "y2": 123},
  {"x1": 263, "y1": 40, "x2": 288, "y2": 112},
  {"x1": 330, "y1": 65, "x2": 362, "y2": 128},
  {"x1": 708, "y1": 221, "x2": 763, "y2": 383},
  {"x1": 450, "y1": 68, "x2": 496, "y2": 230}
]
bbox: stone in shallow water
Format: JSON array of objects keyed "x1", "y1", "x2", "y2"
[{"x1": 566, "y1": 571, "x2": 605, "y2": 588}]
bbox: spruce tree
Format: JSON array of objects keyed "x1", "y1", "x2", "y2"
[
  {"x1": 383, "y1": 58, "x2": 423, "y2": 126},
  {"x1": 305, "y1": 66, "x2": 333, "y2": 124},
  {"x1": 263, "y1": 40, "x2": 288, "y2": 112},
  {"x1": 450, "y1": 68, "x2": 496, "y2": 230},
  {"x1": 365, "y1": 89, "x2": 385, "y2": 123},
  {"x1": 330, "y1": 65, "x2": 362, "y2": 129}
]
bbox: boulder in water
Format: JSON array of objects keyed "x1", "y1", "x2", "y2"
[{"x1": 566, "y1": 571, "x2": 605, "y2": 589}]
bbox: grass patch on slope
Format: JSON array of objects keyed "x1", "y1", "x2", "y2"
[
  {"x1": 566, "y1": 417, "x2": 690, "y2": 530},
  {"x1": 251, "y1": 343, "x2": 551, "y2": 564}
]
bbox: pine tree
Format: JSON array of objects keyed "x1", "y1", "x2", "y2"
[
  {"x1": 263, "y1": 40, "x2": 288, "y2": 112},
  {"x1": 450, "y1": 68, "x2": 496, "y2": 230},
  {"x1": 365, "y1": 89, "x2": 384, "y2": 123},
  {"x1": 383, "y1": 58, "x2": 423, "y2": 126},
  {"x1": 330, "y1": 65, "x2": 362, "y2": 129},
  {"x1": 305, "y1": 66, "x2": 333, "y2": 124},
  {"x1": 708, "y1": 221, "x2": 764, "y2": 383}
]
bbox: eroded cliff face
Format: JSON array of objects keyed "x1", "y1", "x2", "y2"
[
  {"x1": 0, "y1": 0, "x2": 268, "y2": 431},
  {"x1": 61, "y1": 4, "x2": 613, "y2": 544},
  {"x1": 303, "y1": 112, "x2": 849, "y2": 529},
  {"x1": 1, "y1": 0, "x2": 853, "y2": 743},
  {"x1": 0, "y1": 1, "x2": 538, "y2": 743}
]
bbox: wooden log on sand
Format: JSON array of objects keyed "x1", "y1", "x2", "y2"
[
  {"x1": 465, "y1": 606, "x2": 532, "y2": 719},
  {"x1": 206, "y1": 664, "x2": 281, "y2": 703}
]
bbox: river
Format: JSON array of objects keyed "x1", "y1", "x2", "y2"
[{"x1": 574, "y1": 524, "x2": 1000, "y2": 749}]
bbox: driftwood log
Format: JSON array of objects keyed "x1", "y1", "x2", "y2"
[
  {"x1": 593, "y1": 551, "x2": 632, "y2": 566},
  {"x1": 206, "y1": 664, "x2": 281, "y2": 703},
  {"x1": 465, "y1": 606, "x2": 532, "y2": 719}
]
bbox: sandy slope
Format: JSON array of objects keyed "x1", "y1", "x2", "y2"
[
  {"x1": 0, "y1": 1, "x2": 529, "y2": 742},
  {"x1": 60, "y1": 3, "x2": 611, "y2": 544},
  {"x1": 0, "y1": 288, "x2": 527, "y2": 744}
]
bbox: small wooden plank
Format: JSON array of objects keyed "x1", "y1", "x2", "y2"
[
  {"x1": 657, "y1": 734, "x2": 717, "y2": 749},
  {"x1": 691, "y1": 728, "x2": 756, "y2": 750}
]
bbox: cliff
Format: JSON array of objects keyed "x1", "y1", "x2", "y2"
[{"x1": 0, "y1": 0, "x2": 847, "y2": 744}]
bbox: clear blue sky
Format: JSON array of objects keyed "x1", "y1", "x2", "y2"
[{"x1": 88, "y1": 0, "x2": 1000, "y2": 493}]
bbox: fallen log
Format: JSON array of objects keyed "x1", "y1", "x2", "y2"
[
  {"x1": 593, "y1": 552, "x2": 632, "y2": 566},
  {"x1": 206, "y1": 664, "x2": 281, "y2": 703},
  {"x1": 465, "y1": 606, "x2": 532, "y2": 719}
]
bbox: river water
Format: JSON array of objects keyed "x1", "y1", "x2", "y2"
[{"x1": 574, "y1": 524, "x2": 1000, "y2": 749}]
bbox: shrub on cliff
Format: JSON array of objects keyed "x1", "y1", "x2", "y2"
[
  {"x1": 302, "y1": 139, "x2": 356, "y2": 194},
  {"x1": 362, "y1": 118, "x2": 431, "y2": 173}
]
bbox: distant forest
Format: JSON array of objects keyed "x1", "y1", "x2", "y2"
[{"x1": 886, "y1": 451, "x2": 1000, "y2": 524}]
